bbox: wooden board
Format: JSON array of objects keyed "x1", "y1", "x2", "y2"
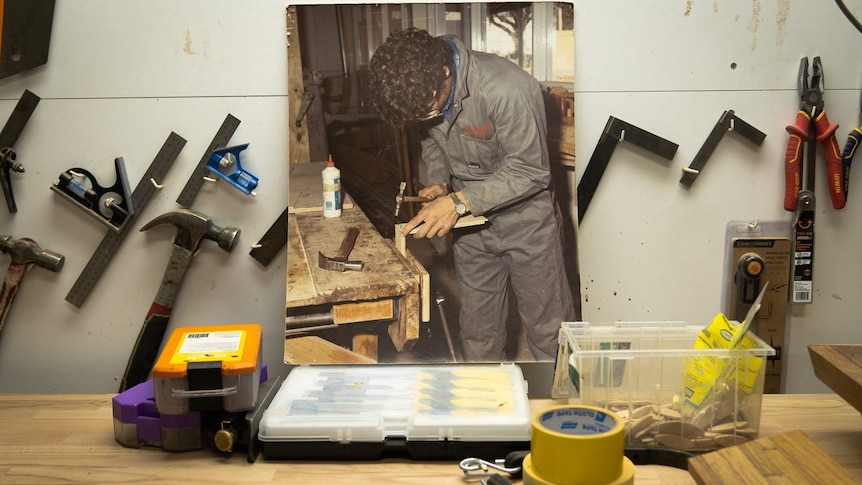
[
  {"x1": 286, "y1": 206, "x2": 423, "y2": 354},
  {"x1": 401, "y1": 247, "x2": 430, "y2": 323},
  {"x1": 284, "y1": 335, "x2": 376, "y2": 364},
  {"x1": 688, "y1": 429, "x2": 857, "y2": 485},
  {"x1": 808, "y1": 344, "x2": 862, "y2": 415},
  {"x1": 286, "y1": 213, "x2": 316, "y2": 302},
  {"x1": 549, "y1": 120, "x2": 575, "y2": 159},
  {"x1": 352, "y1": 334, "x2": 379, "y2": 361},
  {"x1": 0, "y1": 394, "x2": 860, "y2": 484},
  {"x1": 288, "y1": 161, "x2": 355, "y2": 213},
  {"x1": 394, "y1": 223, "x2": 430, "y2": 323},
  {"x1": 388, "y1": 291, "x2": 420, "y2": 352},
  {"x1": 286, "y1": 6, "x2": 309, "y2": 165},
  {"x1": 406, "y1": 213, "x2": 488, "y2": 235}
]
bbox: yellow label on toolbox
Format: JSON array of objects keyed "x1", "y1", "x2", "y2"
[
  {"x1": 169, "y1": 330, "x2": 248, "y2": 364},
  {"x1": 153, "y1": 324, "x2": 261, "y2": 378}
]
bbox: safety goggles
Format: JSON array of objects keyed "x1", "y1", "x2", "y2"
[{"x1": 416, "y1": 76, "x2": 450, "y2": 121}]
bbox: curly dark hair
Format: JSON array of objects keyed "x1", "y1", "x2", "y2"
[{"x1": 368, "y1": 28, "x2": 453, "y2": 125}]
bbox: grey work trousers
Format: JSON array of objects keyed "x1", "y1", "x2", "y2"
[{"x1": 452, "y1": 191, "x2": 576, "y2": 361}]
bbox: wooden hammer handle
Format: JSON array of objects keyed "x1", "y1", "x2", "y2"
[{"x1": 334, "y1": 227, "x2": 360, "y2": 260}]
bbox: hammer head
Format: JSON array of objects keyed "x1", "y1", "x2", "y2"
[
  {"x1": 395, "y1": 181, "x2": 406, "y2": 216},
  {"x1": 317, "y1": 227, "x2": 364, "y2": 272},
  {"x1": 0, "y1": 234, "x2": 64, "y2": 271},
  {"x1": 317, "y1": 251, "x2": 365, "y2": 272},
  {"x1": 394, "y1": 182, "x2": 431, "y2": 216},
  {"x1": 139, "y1": 209, "x2": 240, "y2": 253}
]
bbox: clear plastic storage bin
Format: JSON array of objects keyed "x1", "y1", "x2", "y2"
[{"x1": 553, "y1": 321, "x2": 775, "y2": 452}]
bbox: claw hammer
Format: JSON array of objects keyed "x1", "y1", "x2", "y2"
[
  {"x1": 318, "y1": 227, "x2": 364, "y2": 272},
  {"x1": 395, "y1": 181, "x2": 431, "y2": 216},
  {"x1": 119, "y1": 209, "x2": 239, "y2": 392},
  {"x1": 0, "y1": 235, "x2": 64, "y2": 339}
]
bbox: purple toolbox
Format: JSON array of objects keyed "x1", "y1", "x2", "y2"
[
  {"x1": 112, "y1": 379, "x2": 203, "y2": 452},
  {"x1": 112, "y1": 365, "x2": 273, "y2": 459}
]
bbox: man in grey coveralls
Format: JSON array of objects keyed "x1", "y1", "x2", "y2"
[{"x1": 369, "y1": 28, "x2": 576, "y2": 361}]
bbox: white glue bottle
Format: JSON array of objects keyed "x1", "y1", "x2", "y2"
[{"x1": 322, "y1": 154, "x2": 342, "y2": 218}]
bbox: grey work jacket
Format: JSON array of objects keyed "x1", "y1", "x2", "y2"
[{"x1": 422, "y1": 36, "x2": 551, "y2": 217}]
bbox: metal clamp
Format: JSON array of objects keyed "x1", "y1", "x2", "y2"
[{"x1": 459, "y1": 457, "x2": 522, "y2": 477}]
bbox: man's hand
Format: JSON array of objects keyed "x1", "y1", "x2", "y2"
[
  {"x1": 402, "y1": 183, "x2": 460, "y2": 238},
  {"x1": 417, "y1": 183, "x2": 449, "y2": 201}
]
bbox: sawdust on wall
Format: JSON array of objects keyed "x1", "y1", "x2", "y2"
[
  {"x1": 776, "y1": 0, "x2": 791, "y2": 45},
  {"x1": 184, "y1": 27, "x2": 196, "y2": 55},
  {"x1": 748, "y1": 0, "x2": 762, "y2": 50},
  {"x1": 684, "y1": 0, "x2": 792, "y2": 49}
]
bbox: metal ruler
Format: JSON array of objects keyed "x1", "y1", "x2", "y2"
[
  {"x1": 175, "y1": 114, "x2": 240, "y2": 208},
  {"x1": 65, "y1": 132, "x2": 187, "y2": 307},
  {"x1": 1, "y1": 89, "x2": 41, "y2": 213},
  {"x1": 249, "y1": 206, "x2": 287, "y2": 267}
]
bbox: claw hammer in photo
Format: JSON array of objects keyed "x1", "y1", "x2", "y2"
[
  {"x1": 119, "y1": 209, "x2": 239, "y2": 392},
  {"x1": 318, "y1": 227, "x2": 364, "y2": 272},
  {"x1": 395, "y1": 181, "x2": 431, "y2": 216},
  {"x1": 0, "y1": 235, "x2": 64, "y2": 339}
]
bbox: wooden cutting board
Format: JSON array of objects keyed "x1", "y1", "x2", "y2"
[
  {"x1": 688, "y1": 429, "x2": 856, "y2": 484},
  {"x1": 808, "y1": 344, "x2": 862, "y2": 415}
]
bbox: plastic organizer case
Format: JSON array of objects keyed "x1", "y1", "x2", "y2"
[
  {"x1": 552, "y1": 321, "x2": 776, "y2": 453},
  {"x1": 258, "y1": 364, "x2": 532, "y2": 460}
]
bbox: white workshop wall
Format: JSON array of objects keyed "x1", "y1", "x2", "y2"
[
  {"x1": 574, "y1": 1, "x2": 862, "y2": 393},
  {"x1": 0, "y1": 0, "x2": 291, "y2": 392},
  {"x1": 2, "y1": 0, "x2": 860, "y2": 395}
]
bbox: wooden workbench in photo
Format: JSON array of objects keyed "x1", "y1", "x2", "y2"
[
  {"x1": 287, "y1": 161, "x2": 426, "y2": 363},
  {"x1": 0, "y1": 393, "x2": 859, "y2": 484}
]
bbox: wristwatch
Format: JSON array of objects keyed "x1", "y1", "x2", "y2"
[{"x1": 449, "y1": 192, "x2": 467, "y2": 216}]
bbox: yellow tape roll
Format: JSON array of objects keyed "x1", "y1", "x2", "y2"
[{"x1": 524, "y1": 405, "x2": 635, "y2": 485}]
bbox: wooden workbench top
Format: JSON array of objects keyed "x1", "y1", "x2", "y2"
[
  {"x1": 287, "y1": 209, "x2": 417, "y2": 307},
  {"x1": 0, "y1": 393, "x2": 859, "y2": 484}
]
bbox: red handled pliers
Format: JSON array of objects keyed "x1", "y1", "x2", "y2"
[{"x1": 784, "y1": 57, "x2": 845, "y2": 212}]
